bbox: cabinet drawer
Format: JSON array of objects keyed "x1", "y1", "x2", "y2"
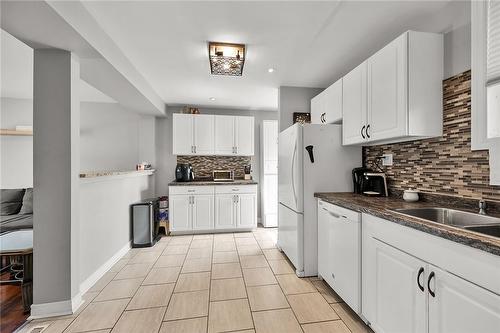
[
  {"x1": 169, "y1": 186, "x2": 214, "y2": 195},
  {"x1": 318, "y1": 200, "x2": 360, "y2": 221},
  {"x1": 215, "y1": 185, "x2": 257, "y2": 194}
]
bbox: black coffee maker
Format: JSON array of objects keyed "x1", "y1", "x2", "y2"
[
  {"x1": 175, "y1": 163, "x2": 195, "y2": 182},
  {"x1": 352, "y1": 167, "x2": 388, "y2": 197}
]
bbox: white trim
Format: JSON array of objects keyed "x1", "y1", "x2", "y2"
[
  {"x1": 78, "y1": 241, "x2": 131, "y2": 296},
  {"x1": 29, "y1": 299, "x2": 73, "y2": 319}
]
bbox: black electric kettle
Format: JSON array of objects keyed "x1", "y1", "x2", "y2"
[{"x1": 175, "y1": 163, "x2": 195, "y2": 182}]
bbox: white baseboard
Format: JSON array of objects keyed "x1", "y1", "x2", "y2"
[
  {"x1": 29, "y1": 299, "x2": 73, "y2": 319},
  {"x1": 79, "y1": 241, "x2": 131, "y2": 296}
]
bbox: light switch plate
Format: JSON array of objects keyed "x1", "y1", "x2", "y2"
[{"x1": 382, "y1": 154, "x2": 393, "y2": 166}]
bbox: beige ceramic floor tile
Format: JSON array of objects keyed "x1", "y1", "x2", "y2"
[
  {"x1": 208, "y1": 299, "x2": 253, "y2": 333},
  {"x1": 111, "y1": 307, "x2": 165, "y2": 333},
  {"x1": 331, "y1": 303, "x2": 372, "y2": 333},
  {"x1": 159, "y1": 317, "x2": 207, "y2": 333},
  {"x1": 143, "y1": 267, "x2": 181, "y2": 285},
  {"x1": 233, "y1": 232, "x2": 254, "y2": 238},
  {"x1": 212, "y1": 251, "x2": 239, "y2": 264},
  {"x1": 169, "y1": 236, "x2": 193, "y2": 244},
  {"x1": 155, "y1": 254, "x2": 186, "y2": 268},
  {"x1": 88, "y1": 272, "x2": 117, "y2": 292},
  {"x1": 121, "y1": 249, "x2": 140, "y2": 259},
  {"x1": 235, "y1": 238, "x2": 258, "y2": 246},
  {"x1": 193, "y1": 234, "x2": 214, "y2": 240},
  {"x1": 190, "y1": 239, "x2": 213, "y2": 249},
  {"x1": 268, "y1": 260, "x2": 295, "y2": 275},
  {"x1": 262, "y1": 249, "x2": 285, "y2": 261},
  {"x1": 246, "y1": 284, "x2": 289, "y2": 311},
  {"x1": 242, "y1": 267, "x2": 277, "y2": 286},
  {"x1": 164, "y1": 290, "x2": 209, "y2": 320},
  {"x1": 114, "y1": 263, "x2": 151, "y2": 280},
  {"x1": 276, "y1": 274, "x2": 316, "y2": 295},
  {"x1": 237, "y1": 245, "x2": 262, "y2": 256},
  {"x1": 239, "y1": 255, "x2": 269, "y2": 269},
  {"x1": 175, "y1": 272, "x2": 211, "y2": 292},
  {"x1": 163, "y1": 244, "x2": 190, "y2": 255},
  {"x1": 211, "y1": 263, "x2": 243, "y2": 279},
  {"x1": 108, "y1": 259, "x2": 129, "y2": 273},
  {"x1": 257, "y1": 240, "x2": 276, "y2": 249},
  {"x1": 252, "y1": 309, "x2": 302, "y2": 333},
  {"x1": 94, "y1": 278, "x2": 142, "y2": 301},
  {"x1": 301, "y1": 320, "x2": 351, "y2": 333},
  {"x1": 127, "y1": 284, "x2": 174, "y2": 310},
  {"x1": 311, "y1": 279, "x2": 343, "y2": 303},
  {"x1": 129, "y1": 251, "x2": 162, "y2": 264},
  {"x1": 214, "y1": 241, "x2": 237, "y2": 252},
  {"x1": 287, "y1": 292, "x2": 339, "y2": 324},
  {"x1": 181, "y1": 257, "x2": 212, "y2": 273},
  {"x1": 37, "y1": 318, "x2": 73, "y2": 333},
  {"x1": 187, "y1": 247, "x2": 213, "y2": 259},
  {"x1": 66, "y1": 299, "x2": 129, "y2": 332},
  {"x1": 210, "y1": 278, "x2": 247, "y2": 301}
]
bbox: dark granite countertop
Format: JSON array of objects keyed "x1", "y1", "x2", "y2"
[
  {"x1": 169, "y1": 179, "x2": 258, "y2": 186},
  {"x1": 314, "y1": 192, "x2": 500, "y2": 257}
]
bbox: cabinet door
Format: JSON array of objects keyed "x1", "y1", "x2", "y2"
[
  {"x1": 172, "y1": 114, "x2": 193, "y2": 155},
  {"x1": 193, "y1": 115, "x2": 214, "y2": 155},
  {"x1": 215, "y1": 115, "x2": 235, "y2": 155},
  {"x1": 192, "y1": 194, "x2": 214, "y2": 230},
  {"x1": 342, "y1": 62, "x2": 368, "y2": 145},
  {"x1": 237, "y1": 193, "x2": 256, "y2": 229},
  {"x1": 169, "y1": 195, "x2": 192, "y2": 232},
  {"x1": 235, "y1": 116, "x2": 254, "y2": 156},
  {"x1": 324, "y1": 79, "x2": 343, "y2": 123},
  {"x1": 368, "y1": 33, "x2": 407, "y2": 141},
  {"x1": 428, "y1": 265, "x2": 500, "y2": 333},
  {"x1": 262, "y1": 120, "x2": 278, "y2": 163},
  {"x1": 311, "y1": 93, "x2": 324, "y2": 124},
  {"x1": 365, "y1": 238, "x2": 427, "y2": 333},
  {"x1": 215, "y1": 194, "x2": 236, "y2": 229}
]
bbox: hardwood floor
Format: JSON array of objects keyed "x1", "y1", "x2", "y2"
[{"x1": 0, "y1": 272, "x2": 28, "y2": 333}]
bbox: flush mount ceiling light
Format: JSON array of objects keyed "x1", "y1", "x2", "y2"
[
  {"x1": 268, "y1": 68, "x2": 275, "y2": 73},
  {"x1": 209, "y1": 97, "x2": 216, "y2": 101},
  {"x1": 208, "y1": 42, "x2": 245, "y2": 76}
]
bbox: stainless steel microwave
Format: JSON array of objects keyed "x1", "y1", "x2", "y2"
[{"x1": 213, "y1": 170, "x2": 234, "y2": 182}]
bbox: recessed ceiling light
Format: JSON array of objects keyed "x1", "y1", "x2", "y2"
[
  {"x1": 268, "y1": 68, "x2": 275, "y2": 73},
  {"x1": 209, "y1": 97, "x2": 216, "y2": 101}
]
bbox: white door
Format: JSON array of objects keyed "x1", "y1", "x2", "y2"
[
  {"x1": 169, "y1": 195, "x2": 192, "y2": 231},
  {"x1": 428, "y1": 265, "x2": 500, "y2": 333},
  {"x1": 262, "y1": 120, "x2": 278, "y2": 164},
  {"x1": 342, "y1": 62, "x2": 367, "y2": 145},
  {"x1": 237, "y1": 193, "x2": 256, "y2": 228},
  {"x1": 311, "y1": 93, "x2": 325, "y2": 124},
  {"x1": 367, "y1": 238, "x2": 427, "y2": 333},
  {"x1": 192, "y1": 194, "x2": 214, "y2": 230},
  {"x1": 368, "y1": 33, "x2": 407, "y2": 141},
  {"x1": 235, "y1": 116, "x2": 254, "y2": 155},
  {"x1": 193, "y1": 115, "x2": 214, "y2": 155},
  {"x1": 215, "y1": 194, "x2": 236, "y2": 229},
  {"x1": 262, "y1": 174, "x2": 278, "y2": 227},
  {"x1": 215, "y1": 115, "x2": 235, "y2": 155},
  {"x1": 278, "y1": 124, "x2": 303, "y2": 213},
  {"x1": 324, "y1": 79, "x2": 343, "y2": 123},
  {"x1": 172, "y1": 114, "x2": 193, "y2": 155}
]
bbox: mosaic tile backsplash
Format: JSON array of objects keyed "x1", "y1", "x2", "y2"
[
  {"x1": 363, "y1": 70, "x2": 500, "y2": 202},
  {"x1": 177, "y1": 156, "x2": 251, "y2": 179}
]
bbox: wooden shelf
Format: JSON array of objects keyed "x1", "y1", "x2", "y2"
[{"x1": 0, "y1": 129, "x2": 33, "y2": 136}]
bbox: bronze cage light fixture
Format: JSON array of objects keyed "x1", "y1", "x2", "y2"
[{"x1": 208, "y1": 42, "x2": 246, "y2": 76}]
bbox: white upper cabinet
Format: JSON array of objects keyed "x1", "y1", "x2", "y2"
[
  {"x1": 174, "y1": 114, "x2": 254, "y2": 156},
  {"x1": 311, "y1": 79, "x2": 343, "y2": 124},
  {"x1": 173, "y1": 114, "x2": 214, "y2": 155},
  {"x1": 343, "y1": 30, "x2": 443, "y2": 146}
]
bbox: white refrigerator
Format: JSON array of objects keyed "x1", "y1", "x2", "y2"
[{"x1": 278, "y1": 123, "x2": 361, "y2": 277}]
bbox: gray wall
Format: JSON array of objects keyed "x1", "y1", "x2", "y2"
[
  {"x1": 444, "y1": 23, "x2": 471, "y2": 79},
  {"x1": 278, "y1": 86, "x2": 323, "y2": 132},
  {"x1": 156, "y1": 107, "x2": 278, "y2": 217}
]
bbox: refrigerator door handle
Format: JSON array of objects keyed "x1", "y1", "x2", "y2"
[{"x1": 291, "y1": 141, "x2": 298, "y2": 209}]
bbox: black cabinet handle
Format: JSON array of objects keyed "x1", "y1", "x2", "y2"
[
  {"x1": 361, "y1": 125, "x2": 366, "y2": 139},
  {"x1": 366, "y1": 124, "x2": 371, "y2": 138},
  {"x1": 321, "y1": 113, "x2": 326, "y2": 123},
  {"x1": 428, "y1": 271, "x2": 435, "y2": 297},
  {"x1": 417, "y1": 267, "x2": 425, "y2": 292}
]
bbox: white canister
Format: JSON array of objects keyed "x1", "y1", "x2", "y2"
[{"x1": 403, "y1": 190, "x2": 419, "y2": 202}]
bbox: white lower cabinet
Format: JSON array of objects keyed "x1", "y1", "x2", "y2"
[
  {"x1": 317, "y1": 200, "x2": 361, "y2": 313},
  {"x1": 362, "y1": 214, "x2": 500, "y2": 333},
  {"x1": 169, "y1": 185, "x2": 257, "y2": 233}
]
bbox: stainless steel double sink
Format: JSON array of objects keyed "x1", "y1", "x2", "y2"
[{"x1": 391, "y1": 207, "x2": 500, "y2": 238}]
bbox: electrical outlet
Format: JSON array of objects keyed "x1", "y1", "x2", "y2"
[{"x1": 382, "y1": 154, "x2": 393, "y2": 166}]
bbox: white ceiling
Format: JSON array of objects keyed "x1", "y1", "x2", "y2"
[
  {"x1": 82, "y1": 0, "x2": 470, "y2": 111},
  {"x1": 1, "y1": 29, "x2": 116, "y2": 103}
]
